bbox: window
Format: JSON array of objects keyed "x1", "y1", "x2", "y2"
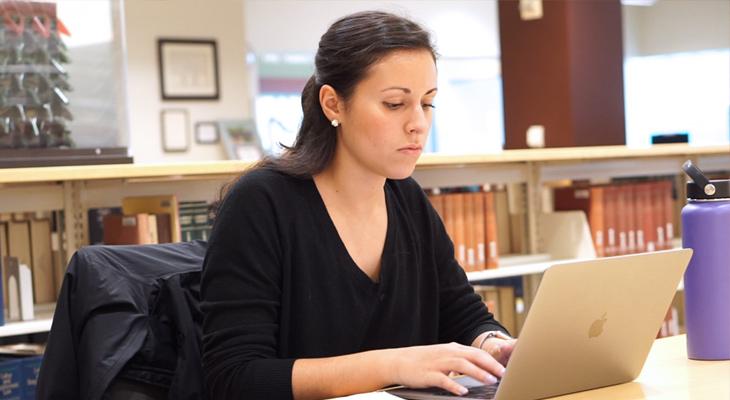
[{"x1": 624, "y1": 49, "x2": 730, "y2": 147}]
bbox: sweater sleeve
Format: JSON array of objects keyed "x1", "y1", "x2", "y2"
[
  {"x1": 423, "y1": 192, "x2": 510, "y2": 344},
  {"x1": 200, "y1": 172, "x2": 295, "y2": 400}
]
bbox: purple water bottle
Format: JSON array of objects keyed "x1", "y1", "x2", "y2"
[{"x1": 681, "y1": 160, "x2": 730, "y2": 360}]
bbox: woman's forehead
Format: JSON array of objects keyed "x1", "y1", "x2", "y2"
[{"x1": 360, "y1": 50, "x2": 437, "y2": 94}]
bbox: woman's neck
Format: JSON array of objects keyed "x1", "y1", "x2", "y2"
[{"x1": 313, "y1": 152, "x2": 386, "y2": 213}]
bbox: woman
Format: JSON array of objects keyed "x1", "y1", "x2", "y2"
[{"x1": 201, "y1": 11, "x2": 516, "y2": 400}]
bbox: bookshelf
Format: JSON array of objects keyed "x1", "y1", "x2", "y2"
[
  {"x1": 0, "y1": 304, "x2": 54, "y2": 338},
  {"x1": 0, "y1": 143, "x2": 728, "y2": 336}
]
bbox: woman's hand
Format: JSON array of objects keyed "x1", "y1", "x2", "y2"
[
  {"x1": 479, "y1": 337, "x2": 517, "y2": 367},
  {"x1": 383, "y1": 342, "x2": 506, "y2": 396}
]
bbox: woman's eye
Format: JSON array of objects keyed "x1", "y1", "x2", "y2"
[
  {"x1": 422, "y1": 103, "x2": 435, "y2": 109},
  {"x1": 384, "y1": 102, "x2": 404, "y2": 110}
]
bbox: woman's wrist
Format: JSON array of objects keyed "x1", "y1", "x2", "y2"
[
  {"x1": 477, "y1": 331, "x2": 512, "y2": 350},
  {"x1": 371, "y1": 348, "x2": 400, "y2": 388}
]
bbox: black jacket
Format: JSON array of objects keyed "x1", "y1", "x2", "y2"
[{"x1": 37, "y1": 241, "x2": 207, "y2": 400}]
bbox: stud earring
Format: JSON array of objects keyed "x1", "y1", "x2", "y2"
[{"x1": 331, "y1": 119, "x2": 340, "y2": 127}]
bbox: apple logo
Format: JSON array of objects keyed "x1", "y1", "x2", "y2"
[{"x1": 589, "y1": 313, "x2": 608, "y2": 339}]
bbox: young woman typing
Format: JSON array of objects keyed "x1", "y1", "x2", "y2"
[{"x1": 201, "y1": 11, "x2": 516, "y2": 400}]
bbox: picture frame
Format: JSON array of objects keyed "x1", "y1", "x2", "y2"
[
  {"x1": 160, "y1": 109, "x2": 190, "y2": 152},
  {"x1": 158, "y1": 38, "x2": 220, "y2": 100},
  {"x1": 218, "y1": 119, "x2": 264, "y2": 162},
  {"x1": 195, "y1": 121, "x2": 220, "y2": 144}
]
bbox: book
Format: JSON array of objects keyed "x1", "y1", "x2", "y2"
[
  {"x1": 473, "y1": 285, "x2": 501, "y2": 320},
  {"x1": 603, "y1": 186, "x2": 618, "y2": 257},
  {"x1": 652, "y1": 181, "x2": 667, "y2": 250},
  {"x1": 29, "y1": 215, "x2": 55, "y2": 304},
  {"x1": 637, "y1": 183, "x2": 656, "y2": 252},
  {"x1": 663, "y1": 180, "x2": 675, "y2": 246},
  {"x1": 50, "y1": 211, "x2": 66, "y2": 298},
  {"x1": 484, "y1": 189, "x2": 499, "y2": 269},
  {"x1": 472, "y1": 192, "x2": 486, "y2": 271},
  {"x1": 452, "y1": 193, "x2": 466, "y2": 268},
  {"x1": 0, "y1": 343, "x2": 44, "y2": 400},
  {"x1": 617, "y1": 184, "x2": 631, "y2": 255},
  {"x1": 443, "y1": 191, "x2": 456, "y2": 260},
  {"x1": 147, "y1": 214, "x2": 159, "y2": 244},
  {"x1": 498, "y1": 285, "x2": 517, "y2": 336},
  {"x1": 463, "y1": 191, "x2": 476, "y2": 272},
  {"x1": 0, "y1": 221, "x2": 8, "y2": 311},
  {"x1": 179, "y1": 201, "x2": 212, "y2": 242},
  {"x1": 626, "y1": 184, "x2": 638, "y2": 254},
  {"x1": 87, "y1": 207, "x2": 122, "y2": 245},
  {"x1": 5, "y1": 257, "x2": 34, "y2": 321},
  {"x1": 155, "y1": 213, "x2": 173, "y2": 244},
  {"x1": 554, "y1": 185, "x2": 606, "y2": 257},
  {"x1": 588, "y1": 187, "x2": 605, "y2": 257},
  {"x1": 122, "y1": 195, "x2": 181, "y2": 242},
  {"x1": 494, "y1": 188, "x2": 512, "y2": 257},
  {"x1": 7, "y1": 218, "x2": 33, "y2": 303},
  {"x1": 102, "y1": 214, "x2": 154, "y2": 245}
]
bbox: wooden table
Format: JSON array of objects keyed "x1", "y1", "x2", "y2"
[{"x1": 335, "y1": 335, "x2": 730, "y2": 399}]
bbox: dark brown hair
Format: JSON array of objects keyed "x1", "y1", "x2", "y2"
[
  {"x1": 212, "y1": 11, "x2": 437, "y2": 216},
  {"x1": 256, "y1": 10, "x2": 437, "y2": 178}
]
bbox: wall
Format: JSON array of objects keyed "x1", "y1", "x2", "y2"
[
  {"x1": 123, "y1": 0, "x2": 250, "y2": 163},
  {"x1": 244, "y1": 0, "x2": 499, "y2": 58},
  {"x1": 623, "y1": 0, "x2": 730, "y2": 57}
]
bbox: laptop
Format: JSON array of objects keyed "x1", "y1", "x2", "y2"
[{"x1": 388, "y1": 249, "x2": 693, "y2": 400}]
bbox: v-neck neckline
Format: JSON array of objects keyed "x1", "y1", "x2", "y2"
[{"x1": 308, "y1": 178, "x2": 395, "y2": 287}]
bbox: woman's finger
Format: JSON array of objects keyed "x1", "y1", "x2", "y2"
[
  {"x1": 443, "y1": 357, "x2": 498, "y2": 385},
  {"x1": 428, "y1": 373, "x2": 469, "y2": 396},
  {"x1": 455, "y1": 345, "x2": 506, "y2": 379}
]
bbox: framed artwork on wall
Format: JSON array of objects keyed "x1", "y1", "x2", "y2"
[
  {"x1": 218, "y1": 119, "x2": 263, "y2": 161},
  {"x1": 158, "y1": 38, "x2": 220, "y2": 100},
  {"x1": 195, "y1": 121, "x2": 220, "y2": 144},
  {"x1": 160, "y1": 109, "x2": 190, "y2": 152}
]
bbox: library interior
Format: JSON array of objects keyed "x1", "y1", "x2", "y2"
[{"x1": 0, "y1": 0, "x2": 729, "y2": 399}]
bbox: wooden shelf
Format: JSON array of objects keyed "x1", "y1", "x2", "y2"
[
  {"x1": 417, "y1": 143, "x2": 729, "y2": 167},
  {"x1": 0, "y1": 160, "x2": 253, "y2": 184},
  {"x1": 468, "y1": 255, "x2": 686, "y2": 291},
  {"x1": 467, "y1": 256, "x2": 586, "y2": 282},
  {"x1": 1, "y1": 144, "x2": 727, "y2": 184},
  {"x1": 0, "y1": 304, "x2": 54, "y2": 338}
]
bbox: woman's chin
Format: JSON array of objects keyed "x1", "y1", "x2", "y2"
[{"x1": 386, "y1": 165, "x2": 418, "y2": 180}]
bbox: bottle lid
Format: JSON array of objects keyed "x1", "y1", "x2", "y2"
[{"x1": 683, "y1": 160, "x2": 730, "y2": 200}]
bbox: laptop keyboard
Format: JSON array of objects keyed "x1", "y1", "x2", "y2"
[
  {"x1": 405, "y1": 383, "x2": 500, "y2": 399},
  {"x1": 462, "y1": 384, "x2": 499, "y2": 399}
]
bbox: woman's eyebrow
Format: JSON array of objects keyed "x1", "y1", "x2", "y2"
[
  {"x1": 381, "y1": 86, "x2": 411, "y2": 93},
  {"x1": 381, "y1": 87, "x2": 438, "y2": 95}
]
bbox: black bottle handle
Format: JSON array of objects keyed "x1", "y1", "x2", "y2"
[{"x1": 683, "y1": 160, "x2": 715, "y2": 196}]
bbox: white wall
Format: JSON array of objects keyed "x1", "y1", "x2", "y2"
[
  {"x1": 244, "y1": 0, "x2": 500, "y2": 58},
  {"x1": 623, "y1": 0, "x2": 730, "y2": 57},
  {"x1": 123, "y1": 0, "x2": 250, "y2": 163}
]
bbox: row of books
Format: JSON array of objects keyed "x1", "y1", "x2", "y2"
[
  {"x1": 554, "y1": 179, "x2": 675, "y2": 257},
  {"x1": 89, "y1": 195, "x2": 214, "y2": 246},
  {"x1": 472, "y1": 284, "x2": 520, "y2": 336},
  {"x1": 0, "y1": 211, "x2": 65, "y2": 310},
  {"x1": 0, "y1": 343, "x2": 44, "y2": 400},
  {"x1": 658, "y1": 291, "x2": 685, "y2": 338},
  {"x1": 426, "y1": 186, "x2": 524, "y2": 272}
]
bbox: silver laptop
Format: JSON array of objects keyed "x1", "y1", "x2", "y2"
[{"x1": 388, "y1": 249, "x2": 693, "y2": 400}]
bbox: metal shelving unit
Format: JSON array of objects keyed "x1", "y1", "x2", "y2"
[{"x1": 0, "y1": 144, "x2": 727, "y2": 336}]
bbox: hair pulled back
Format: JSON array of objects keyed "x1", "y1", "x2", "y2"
[{"x1": 258, "y1": 10, "x2": 436, "y2": 177}]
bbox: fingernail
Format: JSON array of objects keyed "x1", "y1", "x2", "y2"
[
  {"x1": 459, "y1": 387, "x2": 469, "y2": 395},
  {"x1": 486, "y1": 374, "x2": 498, "y2": 384}
]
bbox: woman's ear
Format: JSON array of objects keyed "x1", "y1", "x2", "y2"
[{"x1": 319, "y1": 84, "x2": 342, "y2": 124}]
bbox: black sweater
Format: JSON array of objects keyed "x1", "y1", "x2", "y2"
[{"x1": 201, "y1": 169, "x2": 507, "y2": 399}]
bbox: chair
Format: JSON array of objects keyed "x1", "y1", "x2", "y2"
[{"x1": 36, "y1": 241, "x2": 207, "y2": 400}]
